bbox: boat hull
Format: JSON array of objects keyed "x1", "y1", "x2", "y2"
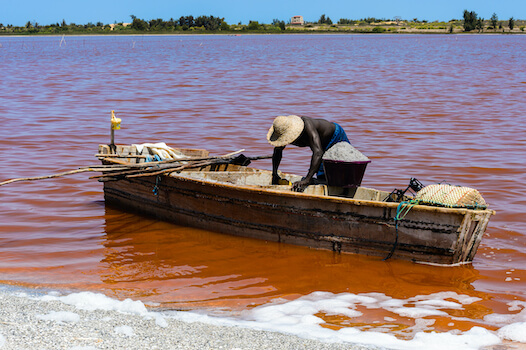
[{"x1": 102, "y1": 170, "x2": 493, "y2": 264}]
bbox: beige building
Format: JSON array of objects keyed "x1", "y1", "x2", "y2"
[
  {"x1": 109, "y1": 23, "x2": 131, "y2": 30},
  {"x1": 291, "y1": 16, "x2": 304, "y2": 25}
]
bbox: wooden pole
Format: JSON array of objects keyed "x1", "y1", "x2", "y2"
[
  {"x1": 89, "y1": 153, "x2": 272, "y2": 180},
  {"x1": 0, "y1": 150, "x2": 271, "y2": 187},
  {"x1": 0, "y1": 169, "x2": 95, "y2": 186}
]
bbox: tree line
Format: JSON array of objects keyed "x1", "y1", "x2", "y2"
[
  {"x1": 1, "y1": 12, "x2": 524, "y2": 35},
  {"x1": 463, "y1": 10, "x2": 517, "y2": 32},
  {"x1": 129, "y1": 15, "x2": 228, "y2": 31}
]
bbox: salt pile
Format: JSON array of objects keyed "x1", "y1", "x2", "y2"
[{"x1": 323, "y1": 142, "x2": 369, "y2": 162}]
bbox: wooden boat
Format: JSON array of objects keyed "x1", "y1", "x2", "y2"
[{"x1": 97, "y1": 144, "x2": 495, "y2": 265}]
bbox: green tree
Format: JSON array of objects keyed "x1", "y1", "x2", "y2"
[
  {"x1": 463, "y1": 10, "x2": 478, "y2": 32},
  {"x1": 130, "y1": 15, "x2": 149, "y2": 31},
  {"x1": 476, "y1": 17, "x2": 484, "y2": 32},
  {"x1": 248, "y1": 20, "x2": 261, "y2": 30},
  {"x1": 490, "y1": 13, "x2": 498, "y2": 29},
  {"x1": 338, "y1": 18, "x2": 355, "y2": 25},
  {"x1": 179, "y1": 16, "x2": 195, "y2": 28},
  {"x1": 508, "y1": 17, "x2": 515, "y2": 30},
  {"x1": 272, "y1": 19, "x2": 286, "y2": 30},
  {"x1": 194, "y1": 16, "x2": 224, "y2": 31},
  {"x1": 318, "y1": 14, "x2": 332, "y2": 25},
  {"x1": 149, "y1": 18, "x2": 166, "y2": 30}
]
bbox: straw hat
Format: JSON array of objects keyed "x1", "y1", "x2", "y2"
[{"x1": 267, "y1": 115, "x2": 305, "y2": 147}]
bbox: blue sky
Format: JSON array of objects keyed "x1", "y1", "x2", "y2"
[{"x1": 3, "y1": 0, "x2": 525, "y2": 26}]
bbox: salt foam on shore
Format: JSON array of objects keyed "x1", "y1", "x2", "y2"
[{"x1": 2, "y1": 289, "x2": 526, "y2": 349}]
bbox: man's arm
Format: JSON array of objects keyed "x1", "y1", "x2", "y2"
[{"x1": 292, "y1": 119, "x2": 324, "y2": 192}]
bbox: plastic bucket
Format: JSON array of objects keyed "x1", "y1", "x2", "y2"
[{"x1": 322, "y1": 160, "x2": 371, "y2": 188}]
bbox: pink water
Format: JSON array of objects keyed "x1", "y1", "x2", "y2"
[{"x1": 0, "y1": 34, "x2": 525, "y2": 342}]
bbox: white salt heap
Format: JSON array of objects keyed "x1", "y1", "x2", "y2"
[{"x1": 322, "y1": 142, "x2": 369, "y2": 162}]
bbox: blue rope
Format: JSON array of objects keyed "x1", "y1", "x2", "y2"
[
  {"x1": 383, "y1": 200, "x2": 419, "y2": 261},
  {"x1": 153, "y1": 175, "x2": 161, "y2": 196},
  {"x1": 145, "y1": 154, "x2": 162, "y2": 162}
]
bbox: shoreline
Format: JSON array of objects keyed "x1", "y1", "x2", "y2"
[
  {"x1": 1, "y1": 30, "x2": 526, "y2": 37},
  {"x1": 1, "y1": 33, "x2": 525, "y2": 37},
  {"x1": 0, "y1": 286, "x2": 378, "y2": 350}
]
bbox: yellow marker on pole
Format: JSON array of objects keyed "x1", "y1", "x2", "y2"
[
  {"x1": 111, "y1": 110, "x2": 121, "y2": 130},
  {"x1": 110, "y1": 110, "x2": 121, "y2": 154}
]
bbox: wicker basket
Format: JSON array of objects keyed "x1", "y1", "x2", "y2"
[{"x1": 415, "y1": 184, "x2": 487, "y2": 209}]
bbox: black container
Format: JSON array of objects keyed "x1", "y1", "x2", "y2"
[{"x1": 323, "y1": 160, "x2": 371, "y2": 188}]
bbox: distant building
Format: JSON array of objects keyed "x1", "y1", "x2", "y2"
[
  {"x1": 291, "y1": 16, "x2": 304, "y2": 25},
  {"x1": 109, "y1": 23, "x2": 131, "y2": 30}
]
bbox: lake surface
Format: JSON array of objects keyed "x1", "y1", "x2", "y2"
[{"x1": 1, "y1": 34, "x2": 525, "y2": 347}]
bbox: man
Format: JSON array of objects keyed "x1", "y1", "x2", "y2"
[{"x1": 267, "y1": 115, "x2": 351, "y2": 192}]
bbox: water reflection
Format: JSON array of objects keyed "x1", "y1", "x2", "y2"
[{"x1": 100, "y1": 205, "x2": 486, "y2": 313}]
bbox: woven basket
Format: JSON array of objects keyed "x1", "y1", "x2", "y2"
[{"x1": 415, "y1": 184, "x2": 487, "y2": 209}]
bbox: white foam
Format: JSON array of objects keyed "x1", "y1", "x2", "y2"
[
  {"x1": 27, "y1": 289, "x2": 526, "y2": 350},
  {"x1": 235, "y1": 291, "x2": 506, "y2": 349},
  {"x1": 36, "y1": 311, "x2": 80, "y2": 324},
  {"x1": 0, "y1": 332, "x2": 5, "y2": 347},
  {"x1": 484, "y1": 301, "x2": 526, "y2": 326},
  {"x1": 390, "y1": 306, "x2": 448, "y2": 318},
  {"x1": 154, "y1": 314, "x2": 168, "y2": 328},
  {"x1": 114, "y1": 325, "x2": 135, "y2": 337},
  {"x1": 508, "y1": 300, "x2": 526, "y2": 312},
  {"x1": 40, "y1": 291, "x2": 148, "y2": 316},
  {"x1": 498, "y1": 322, "x2": 526, "y2": 342}
]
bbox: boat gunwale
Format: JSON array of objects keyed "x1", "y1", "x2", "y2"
[
  {"x1": 167, "y1": 170, "x2": 495, "y2": 217},
  {"x1": 96, "y1": 144, "x2": 494, "y2": 218}
]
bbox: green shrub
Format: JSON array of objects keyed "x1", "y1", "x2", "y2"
[
  {"x1": 372, "y1": 26, "x2": 386, "y2": 33},
  {"x1": 247, "y1": 20, "x2": 260, "y2": 30}
]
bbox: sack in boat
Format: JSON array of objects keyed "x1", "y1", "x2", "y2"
[{"x1": 415, "y1": 184, "x2": 487, "y2": 209}]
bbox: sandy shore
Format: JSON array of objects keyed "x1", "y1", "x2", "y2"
[{"x1": 0, "y1": 288, "x2": 379, "y2": 350}]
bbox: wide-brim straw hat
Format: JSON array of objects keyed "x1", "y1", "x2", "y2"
[{"x1": 267, "y1": 115, "x2": 305, "y2": 147}]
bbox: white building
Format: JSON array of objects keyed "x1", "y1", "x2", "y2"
[{"x1": 291, "y1": 16, "x2": 304, "y2": 25}]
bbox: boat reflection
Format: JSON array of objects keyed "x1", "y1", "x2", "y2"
[{"x1": 100, "y1": 204, "x2": 489, "y2": 318}]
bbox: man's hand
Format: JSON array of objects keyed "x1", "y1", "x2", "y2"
[{"x1": 292, "y1": 178, "x2": 310, "y2": 192}]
